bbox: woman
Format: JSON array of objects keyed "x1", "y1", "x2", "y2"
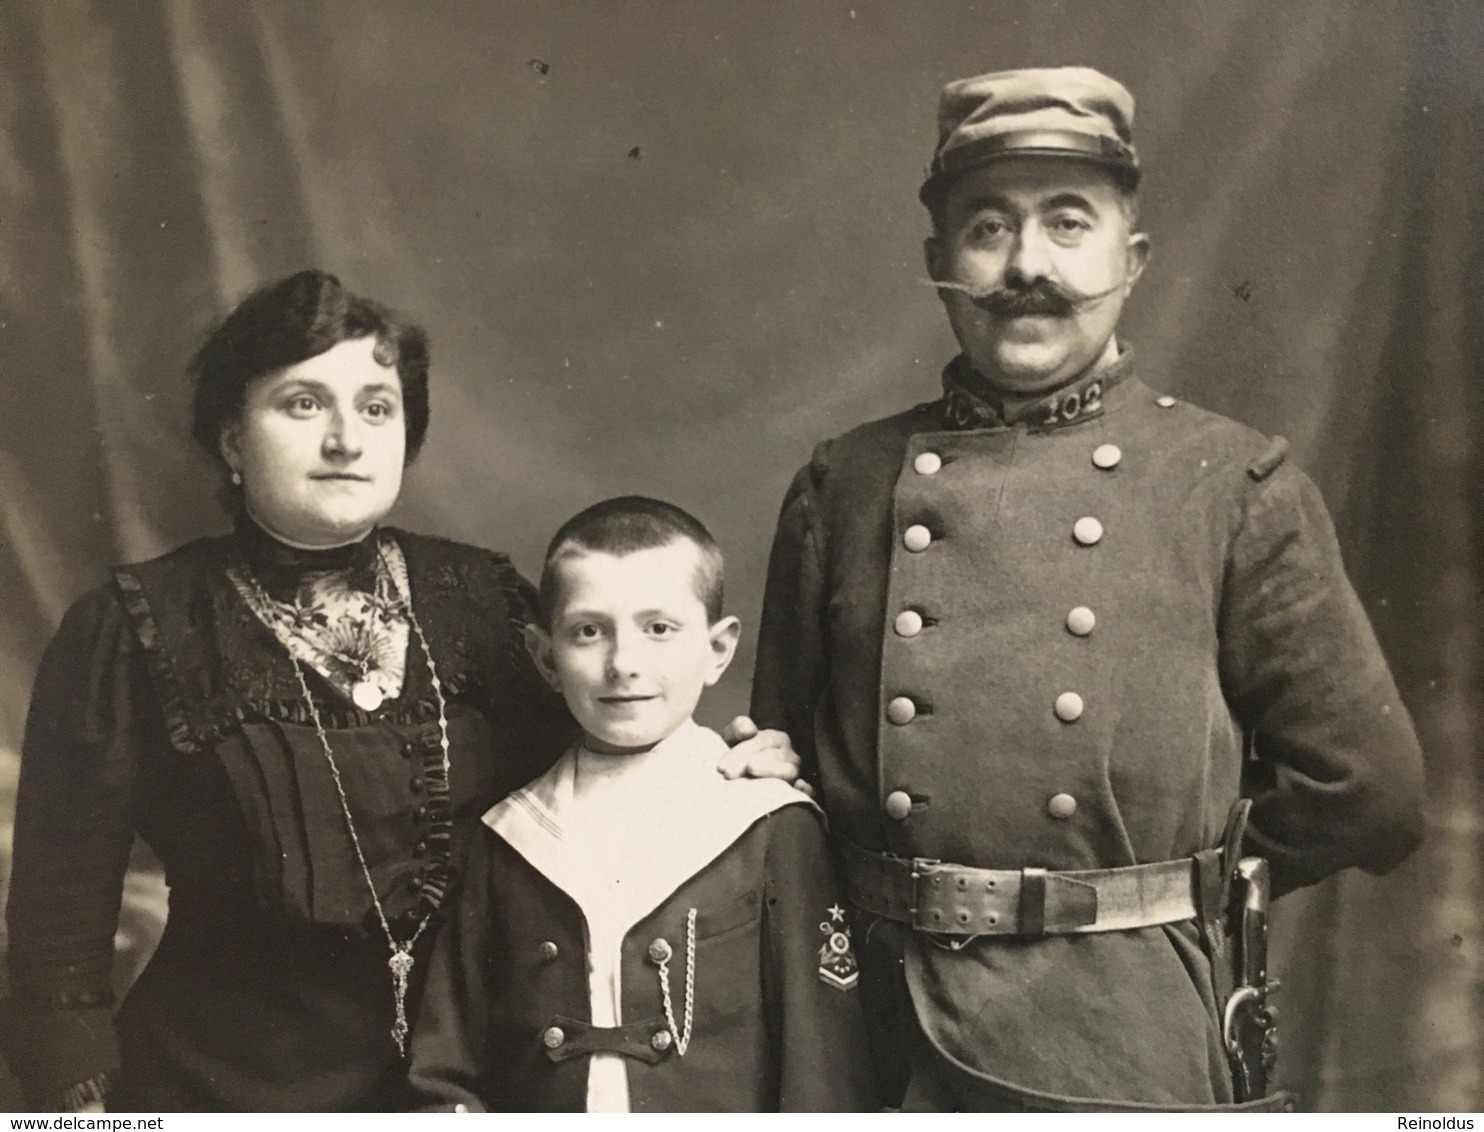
[{"x1": 0, "y1": 271, "x2": 792, "y2": 1111}]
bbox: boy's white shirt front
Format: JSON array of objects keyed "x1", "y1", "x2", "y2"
[{"x1": 482, "y1": 718, "x2": 812, "y2": 1112}]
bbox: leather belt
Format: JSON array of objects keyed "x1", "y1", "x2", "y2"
[{"x1": 836, "y1": 837, "x2": 1201, "y2": 937}]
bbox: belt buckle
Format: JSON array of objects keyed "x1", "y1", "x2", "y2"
[
  {"x1": 906, "y1": 856, "x2": 941, "y2": 919},
  {"x1": 910, "y1": 858, "x2": 976, "y2": 948}
]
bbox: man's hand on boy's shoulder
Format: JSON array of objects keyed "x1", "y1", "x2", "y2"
[{"x1": 717, "y1": 716, "x2": 813, "y2": 795}]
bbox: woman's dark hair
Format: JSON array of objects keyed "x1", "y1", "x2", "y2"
[{"x1": 189, "y1": 269, "x2": 431, "y2": 466}]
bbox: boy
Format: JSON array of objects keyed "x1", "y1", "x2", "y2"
[{"x1": 408, "y1": 496, "x2": 877, "y2": 1112}]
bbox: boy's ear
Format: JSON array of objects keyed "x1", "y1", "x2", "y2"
[
  {"x1": 523, "y1": 624, "x2": 562, "y2": 694},
  {"x1": 702, "y1": 616, "x2": 742, "y2": 688}
]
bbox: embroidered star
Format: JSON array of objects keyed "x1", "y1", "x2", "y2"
[{"x1": 828, "y1": 904, "x2": 845, "y2": 922}]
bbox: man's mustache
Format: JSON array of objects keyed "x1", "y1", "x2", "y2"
[{"x1": 925, "y1": 278, "x2": 1123, "y2": 316}]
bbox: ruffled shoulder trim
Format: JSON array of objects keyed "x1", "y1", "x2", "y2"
[
  {"x1": 112, "y1": 536, "x2": 232, "y2": 756},
  {"x1": 113, "y1": 531, "x2": 536, "y2": 757}
]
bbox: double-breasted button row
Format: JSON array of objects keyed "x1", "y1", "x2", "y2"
[
  {"x1": 892, "y1": 458, "x2": 935, "y2": 752},
  {"x1": 1057, "y1": 440, "x2": 1117, "y2": 719},
  {"x1": 1073, "y1": 440, "x2": 1120, "y2": 545},
  {"x1": 902, "y1": 450, "x2": 943, "y2": 549}
]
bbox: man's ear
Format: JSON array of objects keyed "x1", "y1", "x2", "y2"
[
  {"x1": 1124, "y1": 231, "x2": 1151, "y2": 292},
  {"x1": 523, "y1": 624, "x2": 563, "y2": 693},
  {"x1": 702, "y1": 616, "x2": 742, "y2": 688},
  {"x1": 924, "y1": 235, "x2": 947, "y2": 284}
]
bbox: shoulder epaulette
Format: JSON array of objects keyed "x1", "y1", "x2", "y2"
[{"x1": 1246, "y1": 436, "x2": 1290, "y2": 481}]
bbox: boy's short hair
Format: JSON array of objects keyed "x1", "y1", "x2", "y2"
[{"x1": 539, "y1": 496, "x2": 725, "y2": 626}]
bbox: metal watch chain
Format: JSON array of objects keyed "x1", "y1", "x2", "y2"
[
  {"x1": 656, "y1": 907, "x2": 697, "y2": 1056},
  {"x1": 245, "y1": 542, "x2": 451, "y2": 1056}
]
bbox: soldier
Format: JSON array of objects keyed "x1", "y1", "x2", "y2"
[{"x1": 751, "y1": 66, "x2": 1426, "y2": 1112}]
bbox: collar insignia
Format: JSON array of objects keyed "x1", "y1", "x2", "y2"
[{"x1": 940, "y1": 349, "x2": 1134, "y2": 432}]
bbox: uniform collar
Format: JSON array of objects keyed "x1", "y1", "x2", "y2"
[{"x1": 940, "y1": 346, "x2": 1136, "y2": 432}]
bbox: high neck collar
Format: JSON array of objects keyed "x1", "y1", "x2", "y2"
[
  {"x1": 941, "y1": 346, "x2": 1135, "y2": 432},
  {"x1": 231, "y1": 513, "x2": 382, "y2": 599}
]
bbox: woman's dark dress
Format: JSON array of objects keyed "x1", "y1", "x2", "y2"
[{"x1": 0, "y1": 524, "x2": 574, "y2": 1111}]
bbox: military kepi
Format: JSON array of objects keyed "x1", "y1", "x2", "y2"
[{"x1": 921, "y1": 66, "x2": 1140, "y2": 206}]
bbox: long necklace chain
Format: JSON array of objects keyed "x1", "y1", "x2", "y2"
[{"x1": 242, "y1": 537, "x2": 451, "y2": 1057}]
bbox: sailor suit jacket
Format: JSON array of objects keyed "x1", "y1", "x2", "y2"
[{"x1": 407, "y1": 722, "x2": 878, "y2": 1112}]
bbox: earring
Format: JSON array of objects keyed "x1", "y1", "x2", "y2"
[{"x1": 230, "y1": 470, "x2": 242, "y2": 486}]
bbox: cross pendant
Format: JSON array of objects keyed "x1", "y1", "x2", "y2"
[
  {"x1": 389, "y1": 947, "x2": 415, "y2": 981},
  {"x1": 389, "y1": 946, "x2": 415, "y2": 1056}
]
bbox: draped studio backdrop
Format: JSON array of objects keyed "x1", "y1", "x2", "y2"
[{"x1": 0, "y1": 0, "x2": 1480, "y2": 1112}]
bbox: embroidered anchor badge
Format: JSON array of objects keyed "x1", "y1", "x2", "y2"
[{"x1": 817, "y1": 904, "x2": 859, "y2": 991}]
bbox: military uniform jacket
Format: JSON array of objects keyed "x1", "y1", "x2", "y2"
[
  {"x1": 407, "y1": 723, "x2": 878, "y2": 1112},
  {"x1": 751, "y1": 351, "x2": 1425, "y2": 1110}
]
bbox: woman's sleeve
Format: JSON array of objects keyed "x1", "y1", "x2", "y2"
[
  {"x1": 1, "y1": 586, "x2": 144, "y2": 1109},
  {"x1": 496, "y1": 564, "x2": 578, "y2": 779},
  {"x1": 406, "y1": 832, "x2": 498, "y2": 1112}
]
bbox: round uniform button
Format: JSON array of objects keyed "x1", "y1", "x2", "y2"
[
  {"x1": 903, "y1": 524, "x2": 932, "y2": 552},
  {"x1": 886, "y1": 696, "x2": 917, "y2": 725},
  {"x1": 1155, "y1": 395, "x2": 1177, "y2": 408},
  {"x1": 884, "y1": 790, "x2": 913, "y2": 821},
  {"x1": 894, "y1": 609, "x2": 924, "y2": 637},
  {"x1": 651, "y1": 1030, "x2": 674, "y2": 1052},
  {"x1": 454, "y1": 1104, "x2": 469, "y2": 1114},
  {"x1": 1066, "y1": 606, "x2": 1096, "y2": 636},
  {"x1": 648, "y1": 938, "x2": 672, "y2": 964},
  {"x1": 1092, "y1": 443, "x2": 1122, "y2": 470},
  {"x1": 1047, "y1": 793, "x2": 1078, "y2": 819},
  {"x1": 1054, "y1": 692, "x2": 1085, "y2": 722},
  {"x1": 913, "y1": 451, "x2": 943, "y2": 476},
  {"x1": 542, "y1": 1026, "x2": 566, "y2": 1050},
  {"x1": 1073, "y1": 517, "x2": 1104, "y2": 546},
  {"x1": 538, "y1": 940, "x2": 560, "y2": 962}
]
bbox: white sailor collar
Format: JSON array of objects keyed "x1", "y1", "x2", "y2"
[{"x1": 483, "y1": 720, "x2": 814, "y2": 932}]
